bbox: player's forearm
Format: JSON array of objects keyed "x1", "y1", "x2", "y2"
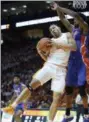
[
  {"x1": 39, "y1": 53, "x2": 47, "y2": 61},
  {"x1": 56, "y1": 39, "x2": 77, "y2": 51},
  {"x1": 56, "y1": 7, "x2": 65, "y2": 20},
  {"x1": 38, "y1": 50, "x2": 47, "y2": 61},
  {"x1": 56, "y1": 7, "x2": 72, "y2": 32},
  {"x1": 57, "y1": 6, "x2": 77, "y2": 18},
  {"x1": 59, "y1": 44, "x2": 77, "y2": 51},
  {"x1": 57, "y1": 6, "x2": 89, "y2": 31},
  {"x1": 52, "y1": 39, "x2": 77, "y2": 51},
  {"x1": 37, "y1": 46, "x2": 47, "y2": 61}
]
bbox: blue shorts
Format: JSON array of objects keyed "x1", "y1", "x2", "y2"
[
  {"x1": 15, "y1": 103, "x2": 24, "y2": 113},
  {"x1": 66, "y1": 60, "x2": 86, "y2": 87}
]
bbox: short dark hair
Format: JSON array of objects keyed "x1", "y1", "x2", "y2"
[{"x1": 14, "y1": 74, "x2": 20, "y2": 78}]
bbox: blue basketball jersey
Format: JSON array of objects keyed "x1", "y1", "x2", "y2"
[
  {"x1": 13, "y1": 83, "x2": 24, "y2": 97},
  {"x1": 66, "y1": 27, "x2": 86, "y2": 87}
]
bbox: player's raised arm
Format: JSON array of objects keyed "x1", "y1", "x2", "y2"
[
  {"x1": 50, "y1": 2, "x2": 73, "y2": 32},
  {"x1": 51, "y1": 2, "x2": 88, "y2": 32}
]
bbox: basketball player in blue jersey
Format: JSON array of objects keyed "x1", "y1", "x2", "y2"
[
  {"x1": 9, "y1": 76, "x2": 26, "y2": 122},
  {"x1": 51, "y1": 2, "x2": 89, "y2": 122}
]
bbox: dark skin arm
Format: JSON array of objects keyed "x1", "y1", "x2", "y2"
[
  {"x1": 51, "y1": 2, "x2": 89, "y2": 32},
  {"x1": 51, "y1": 2, "x2": 73, "y2": 32}
]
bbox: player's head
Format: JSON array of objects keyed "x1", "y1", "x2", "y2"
[
  {"x1": 49, "y1": 24, "x2": 62, "y2": 38},
  {"x1": 13, "y1": 75, "x2": 20, "y2": 84},
  {"x1": 74, "y1": 13, "x2": 87, "y2": 28}
]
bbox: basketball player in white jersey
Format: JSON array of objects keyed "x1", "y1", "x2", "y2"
[{"x1": 2, "y1": 24, "x2": 77, "y2": 122}]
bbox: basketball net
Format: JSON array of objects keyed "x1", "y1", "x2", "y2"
[{"x1": 73, "y1": 0, "x2": 87, "y2": 9}]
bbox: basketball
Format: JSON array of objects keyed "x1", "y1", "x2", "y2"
[{"x1": 37, "y1": 37, "x2": 51, "y2": 51}]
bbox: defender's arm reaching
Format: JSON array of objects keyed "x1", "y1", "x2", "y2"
[{"x1": 51, "y1": 2, "x2": 88, "y2": 32}]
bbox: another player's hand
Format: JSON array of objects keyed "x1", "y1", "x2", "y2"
[{"x1": 50, "y1": 2, "x2": 58, "y2": 10}]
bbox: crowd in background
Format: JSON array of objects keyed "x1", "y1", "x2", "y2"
[
  {"x1": 1, "y1": 39, "x2": 89, "y2": 110},
  {"x1": 1, "y1": 39, "x2": 52, "y2": 108}
]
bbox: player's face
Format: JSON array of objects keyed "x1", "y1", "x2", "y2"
[
  {"x1": 13, "y1": 77, "x2": 20, "y2": 84},
  {"x1": 74, "y1": 19, "x2": 79, "y2": 27},
  {"x1": 49, "y1": 25, "x2": 62, "y2": 38}
]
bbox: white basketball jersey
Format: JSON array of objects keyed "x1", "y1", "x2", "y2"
[{"x1": 47, "y1": 33, "x2": 70, "y2": 66}]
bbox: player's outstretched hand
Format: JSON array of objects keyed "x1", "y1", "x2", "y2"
[{"x1": 50, "y1": 2, "x2": 58, "y2": 10}]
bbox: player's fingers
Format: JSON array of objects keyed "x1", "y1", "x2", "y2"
[
  {"x1": 50, "y1": 2, "x2": 58, "y2": 10},
  {"x1": 50, "y1": 2, "x2": 55, "y2": 9}
]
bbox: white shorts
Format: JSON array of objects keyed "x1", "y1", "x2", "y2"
[{"x1": 33, "y1": 63, "x2": 67, "y2": 93}]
